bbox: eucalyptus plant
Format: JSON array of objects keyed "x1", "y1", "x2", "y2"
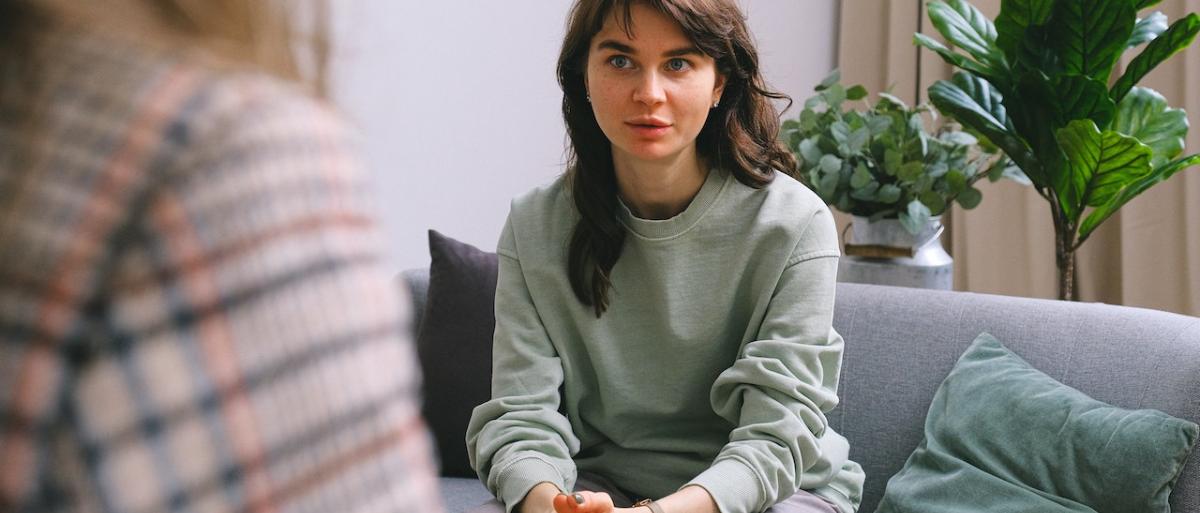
[
  {"x1": 916, "y1": 0, "x2": 1200, "y2": 300},
  {"x1": 782, "y1": 70, "x2": 1014, "y2": 235}
]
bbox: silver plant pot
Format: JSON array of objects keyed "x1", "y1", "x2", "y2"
[{"x1": 836, "y1": 216, "x2": 953, "y2": 290}]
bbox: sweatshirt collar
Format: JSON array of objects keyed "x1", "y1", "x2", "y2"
[{"x1": 617, "y1": 167, "x2": 730, "y2": 240}]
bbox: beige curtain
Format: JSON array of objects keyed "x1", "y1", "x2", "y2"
[{"x1": 837, "y1": 0, "x2": 1200, "y2": 316}]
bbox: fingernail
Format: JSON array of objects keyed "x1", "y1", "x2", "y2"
[{"x1": 573, "y1": 493, "x2": 585, "y2": 504}]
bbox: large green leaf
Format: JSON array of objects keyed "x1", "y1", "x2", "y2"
[
  {"x1": 1007, "y1": 72, "x2": 1066, "y2": 186},
  {"x1": 1054, "y1": 74, "x2": 1116, "y2": 129},
  {"x1": 1079, "y1": 153, "x2": 1200, "y2": 242},
  {"x1": 913, "y1": 33, "x2": 1000, "y2": 82},
  {"x1": 928, "y1": 0, "x2": 1005, "y2": 70},
  {"x1": 1052, "y1": 0, "x2": 1136, "y2": 81},
  {"x1": 944, "y1": 72, "x2": 1016, "y2": 158},
  {"x1": 995, "y1": 0, "x2": 1055, "y2": 66},
  {"x1": 1111, "y1": 87, "x2": 1188, "y2": 167},
  {"x1": 950, "y1": 71, "x2": 1009, "y2": 129},
  {"x1": 1135, "y1": 0, "x2": 1163, "y2": 10},
  {"x1": 1111, "y1": 13, "x2": 1200, "y2": 104},
  {"x1": 1128, "y1": 12, "x2": 1169, "y2": 48},
  {"x1": 929, "y1": 79, "x2": 1044, "y2": 186},
  {"x1": 1055, "y1": 120, "x2": 1152, "y2": 221}
]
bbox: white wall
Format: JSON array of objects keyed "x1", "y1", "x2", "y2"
[{"x1": 331, "y1": 1, "x2": 839, "y2": 271}]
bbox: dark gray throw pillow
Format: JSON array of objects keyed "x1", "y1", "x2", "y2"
[{"x1": 417, "y1": 230, "x2": 499, "y2": 477}]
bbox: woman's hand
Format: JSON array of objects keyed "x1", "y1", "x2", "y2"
[
  {"x1": 552, "y1": 491, "x2": 618, "y2": 513},
  {"x1": 546, "y1": 484, "x2": 718, "y2": 513},
  {"x1": 519, "y1": 483, "x2": 566, "y2": 513}
]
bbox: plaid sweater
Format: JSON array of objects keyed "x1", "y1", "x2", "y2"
[{"x1": 0, "y1": 34, "x2": 443, "y2": 513}]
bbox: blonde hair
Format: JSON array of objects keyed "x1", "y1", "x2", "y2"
[
  {"x1": 0, "y1": 0, "x2": 331, "y2": 96},
  {"x1": 0, "y1": 0, "x2": 331, "y2": 232}
]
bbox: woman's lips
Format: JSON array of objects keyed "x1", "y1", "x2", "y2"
[{"x1": 627, "y1": 122, "x2": 671, "y2": 138}]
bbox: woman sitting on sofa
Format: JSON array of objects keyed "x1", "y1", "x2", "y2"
[{"x1": 465, "y1": 1, "x2": 864, "y2": 513}]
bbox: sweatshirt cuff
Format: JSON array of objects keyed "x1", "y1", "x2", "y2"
[
  {"x1": 685, "y1": 458, "x2": 764, "y2": 513},
  {"x1": 812, "y1": 488, "x2": 853, "y2": 513},
  {"x1": 496, "y1": 457, "x2": 566, "y2": 513}
]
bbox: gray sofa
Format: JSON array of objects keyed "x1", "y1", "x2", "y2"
[{"x1": 402, "y1": 269, "x2": 1200, "y2": 513}]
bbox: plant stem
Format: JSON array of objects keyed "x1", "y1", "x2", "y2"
[
  {"x1": 1056, "y1": 237, "x2": 1076, "y2": 301},
  {"x1": 1050, "y1": 200, "x2": 1078, "y2": 301}
]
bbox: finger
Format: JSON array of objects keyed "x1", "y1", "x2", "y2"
[
  {"x1": 554, "y1": 491, "x2": 615, "y2": 513},
  {"x1": 552, "y1": 493, "x2": 574, "y2": 513},
  {"x1": 576, "y1": 491, "x2": 615, "y2": 513}
]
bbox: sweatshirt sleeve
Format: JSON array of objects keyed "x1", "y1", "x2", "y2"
[
  {"x1": 465, "y1": 215, "x2": 579, "y2": 513},
  {"x1": 687, "y1": 206, "x2": 857, "y2": 513}
]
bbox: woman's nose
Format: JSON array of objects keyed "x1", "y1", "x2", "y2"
[{"x1": 632, "y1": 71, "x2": 666, "y2": 106}]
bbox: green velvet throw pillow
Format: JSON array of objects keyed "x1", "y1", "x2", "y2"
[{"x1": 875, "y1": 332, "x2": 1199, "y2": 513}]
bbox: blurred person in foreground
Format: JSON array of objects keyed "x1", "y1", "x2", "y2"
[{"x1": 0, "y1": 1, "x2": 443, "y2": 512}]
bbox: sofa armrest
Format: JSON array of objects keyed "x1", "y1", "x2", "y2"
[{"x1": 400, "y1": 268, "x2": 430, "y2": 339}]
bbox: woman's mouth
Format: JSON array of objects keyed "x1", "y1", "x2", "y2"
[{"x1": 626, "y1": 121, "x2": 671, "y2": 138}]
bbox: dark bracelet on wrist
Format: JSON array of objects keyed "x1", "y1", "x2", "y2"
[{"x1": 633, "y1": 499, "x2": 665, "y2": 513}]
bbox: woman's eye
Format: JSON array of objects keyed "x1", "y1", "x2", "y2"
[
  {"x1": 667, "y1": 59, "x2": 691, "y2": 72},
  {"x1": 608, "y1": 55, "x2": 633, "y2": 69}
]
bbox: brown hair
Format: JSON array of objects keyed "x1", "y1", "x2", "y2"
[{"x1": 558, "y1": 0, "x2": 797, "y2": 317}]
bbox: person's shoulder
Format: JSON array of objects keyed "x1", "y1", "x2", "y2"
[
  {"x1": 185, "y1": 69, "x2": 348, "y2": 149},
  {"x1": 149, "y1": 64, "x2": 368, "y2": 197},
  {"x1": 38, "y1": 32, "x2": 358, "y2": 197},
  {"x1": 61, "y1": 32, "x2": 343, "y2": 148},
  {"x1": 509, "y1": 174, "x2": 574, "y2": 225},
  {"x1": 502, "y1": 174, "x2": 575, "y2": 256},
  {"x1": 733, "y1": 170, "x2": 831, "y2": 227},
  {"x1": 734, "y1": 169, "x2": 839, "y2": 257},
  {"x1": 760, "y1": 170, "x2": 827, "y2": 216}
]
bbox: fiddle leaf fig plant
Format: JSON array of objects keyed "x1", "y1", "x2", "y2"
[
  {"x1": 782, "y1": 69, "x2": 1015, "y2": 235},
  {"x1": 917, "y1": 0, "x2": 1200, "y2": 300}
]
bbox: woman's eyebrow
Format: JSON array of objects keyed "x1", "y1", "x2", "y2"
[
  {"x1": 663, "y1": 46, "x2": 704, "y2": 57},
  {"x1": 596, "y1": 40, "x2": 703, "y2": 58},
  {"x1": 597, "y1": 40, "x2": 637, "y2": 53}
]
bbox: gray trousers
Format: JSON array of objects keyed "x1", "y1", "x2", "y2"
[{"x1": 465, "y1": 472, "x2": 841, "y2": 513}]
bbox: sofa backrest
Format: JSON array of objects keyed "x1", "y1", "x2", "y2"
[
  {"x1": 400, "y1": 268, "x2": 1200, "y2": 512},
  {"x1": 827, "y1": 282, "x2": 1200, "y2": 512}
]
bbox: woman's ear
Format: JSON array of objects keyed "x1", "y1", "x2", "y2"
[
  {"x1": 713, "y1": 72, "x2": 727, "y2": 106},
  {"x1": 582, "y1": 69, "x2": 591, "y2": 101}
]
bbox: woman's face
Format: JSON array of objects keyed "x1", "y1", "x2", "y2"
[{"x1": 585, "y1": 3, "x2": 725, "y2": 167}]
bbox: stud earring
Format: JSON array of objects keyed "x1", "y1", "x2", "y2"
[
  {"x1": 586, "y1": 94, "x2": 592, "y2": 103},
  {"x1": 712, "y1": 99, "x2": 720, "y2": 108}
]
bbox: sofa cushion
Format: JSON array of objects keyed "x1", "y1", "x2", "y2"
[
  {"x1": 875, "y1": 332, "x2": 1199, "y2": 513},
  {"x1": 439, "y1": 477, "x2": 495, "y2": 512},
  {"x1": 417, "y1": 230, "x2": 498, "y2": 477}
]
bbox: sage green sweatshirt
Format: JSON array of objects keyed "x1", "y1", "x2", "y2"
[{"x1": 465, "y1": 168, "x2": 865, "y2": 513}]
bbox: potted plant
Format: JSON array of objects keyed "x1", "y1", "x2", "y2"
[
  {"x1": 916, "y1": 0, "x2": 1200, "y2": 300},
  {"x1": 782, "y1": 70, "x2": 1015, "y2": 288}
]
